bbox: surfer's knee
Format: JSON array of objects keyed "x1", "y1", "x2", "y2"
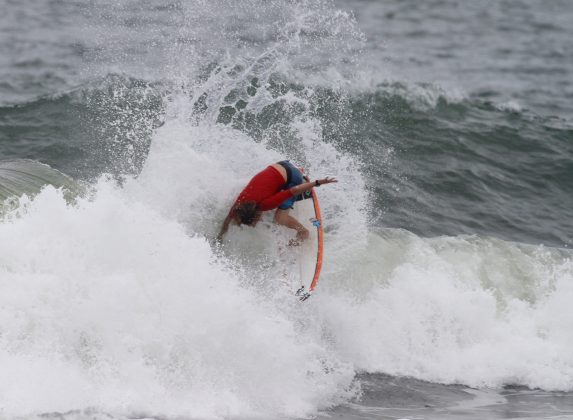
[{"x1": 274, "y1": 209, "x2": 289, "y2": 224}]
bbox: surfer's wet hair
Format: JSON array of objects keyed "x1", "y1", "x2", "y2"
[{"x1": 233, "y1": 201, "x2": 259, "y2": 225}]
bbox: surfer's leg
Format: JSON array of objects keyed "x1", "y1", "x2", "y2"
[{"x1": 275, "y1": 209, "x2": 309, "y2": 243}]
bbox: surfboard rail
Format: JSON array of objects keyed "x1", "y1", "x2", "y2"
[{"x1": 309, "y1": 187, "x2": 323, "y2": 292}]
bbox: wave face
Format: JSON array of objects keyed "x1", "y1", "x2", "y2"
[{"x1": 1, "y1": 0, "x2": 573, "y2": 418}]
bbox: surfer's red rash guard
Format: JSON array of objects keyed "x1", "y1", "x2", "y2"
[{"x1": 233, "y1": 166, "x2": 294, "y2": 211}]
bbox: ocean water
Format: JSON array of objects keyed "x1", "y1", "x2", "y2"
[{"x1": 1, "y1": 0, "x2": 572, "y2": 419}]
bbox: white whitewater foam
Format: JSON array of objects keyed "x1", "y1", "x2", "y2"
[
  {"x1": 124, "y1": 103, "x2": 573, "y2": 395},
  {"x1": 0, "y1": 181, "x2": 356, "y2": 418},
  {"x1": 315, "y1": 229, "x2": 573, "y2": 391}
]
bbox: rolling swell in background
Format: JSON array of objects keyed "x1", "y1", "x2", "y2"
[{"x1": 1, "y1": 0, "x2": 573, "y2": 418}]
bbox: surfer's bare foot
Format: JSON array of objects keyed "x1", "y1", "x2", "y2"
[
  {"x1": 288, "y1": 229, "x2": 309, "y2": 247},
  {"x1": 296, "y1": 228, "x2": 309, "y2": 242}
]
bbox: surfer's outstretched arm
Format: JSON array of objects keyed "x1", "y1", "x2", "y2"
[{"x1": 289, "y1": 176, "x2": 337, "y2": 196}]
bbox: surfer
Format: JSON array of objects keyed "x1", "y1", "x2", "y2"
[{"x1": 217, "y1": 161, "x2": 336, "y2": 243}]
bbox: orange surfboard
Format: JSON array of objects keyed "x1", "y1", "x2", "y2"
[{"x1": 292, "y1": 186, "x2": 323, "y2": 301}]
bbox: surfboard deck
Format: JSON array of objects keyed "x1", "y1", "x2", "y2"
[{"x1": 291, "y1": 187, "x2": 323, "y2": 301}]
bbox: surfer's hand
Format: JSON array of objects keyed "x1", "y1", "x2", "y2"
[{"x1": 316, "y1": 176, "x2": 337, "y2": 186}]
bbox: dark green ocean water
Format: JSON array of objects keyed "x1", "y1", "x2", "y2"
[{"x1": 2, "y1": 0, "x2": 572, "y2": 247}]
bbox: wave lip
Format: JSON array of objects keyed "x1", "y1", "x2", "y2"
[{"x1": 0, "y1": 159, "x2": 78, "y2": 212}]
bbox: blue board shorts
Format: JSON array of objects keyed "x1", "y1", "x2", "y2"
[{"x1": 277, "y1": 160, "x2": 307, "y2": 210}]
